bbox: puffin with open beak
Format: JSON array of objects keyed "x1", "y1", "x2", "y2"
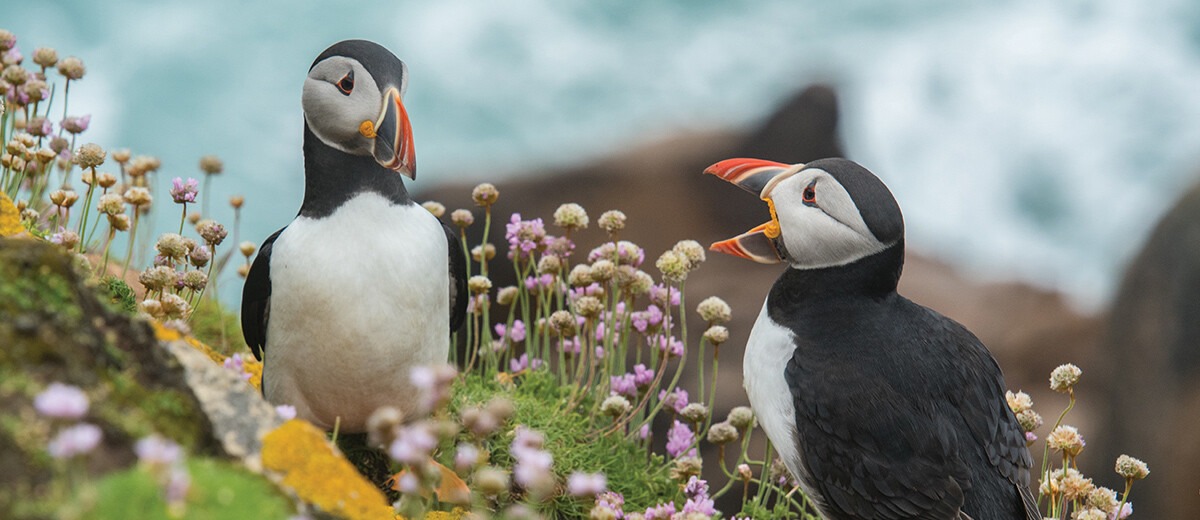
[
  {"x1": 241, "y1": 40, "x2": 467, "y2": 432},
  {"x1": 708, "y1": 157, "x2": 1040, "y2": 520}
]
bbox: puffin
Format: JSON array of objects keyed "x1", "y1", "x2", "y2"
[
  {"x1": 706, "y1": 157, "x2": 1040, "y2": 520},
  {"x1": 241, "y1": 40, "x2": 467, "y2": 432}
]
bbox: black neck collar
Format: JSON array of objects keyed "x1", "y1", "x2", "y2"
[
  {"x1": 767, "y1": 241, "x2": 905, "y2": 318},
  {"x1": 299, "y1": 124, "x2": 411, "y2": 219}
]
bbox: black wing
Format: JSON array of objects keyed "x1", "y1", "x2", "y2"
[
  {"x1": 789, "y1": 348, "x2": 971, "y2": 519},
  {"x1": 445, "y1": 223, "x2": 468, "y2": 334},
  {"x1": 241, "y1": 227, "x2": 285, "y2": 361}
]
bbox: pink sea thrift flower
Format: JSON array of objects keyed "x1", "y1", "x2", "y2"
[
  {"x1": 666, "y1": 420, "x2": 696, "y2": 458},
  {"x1": 34, "y1": 382, "x2": 89, "y2": 419},
  {"x1": 170, "y1": 177, "x2": 199, "y2": 204},
  {"x1": 222, "y1": 354, "x2": 252, "y2": 381},
  {"x1": 275, "y1": 405, "x2": 297, "y2": 420},
  {"x1": 567, "y1": 471, "x2": 608, "y2": 497},
  {"x1": 135, "y1": 434, "x2": 182, "y2": 468},
  {"x1": 48, "y1": 423, "x2": 102, "y2": 458}
]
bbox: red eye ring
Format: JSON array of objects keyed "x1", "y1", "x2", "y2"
[
  {"x1": 336, "y1": 71, "x2": 354, "y2": 95},
  {"x1": 802, "y1": 184, "x2": 817, "y2": 204}
]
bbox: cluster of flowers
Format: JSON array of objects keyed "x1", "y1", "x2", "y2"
[
  {"x1": 1006, "y1": 364, "x2": 1148, "y2": 519},
  {"x1": 0, "y1": 29, "x2": 257, "y2": 329},
  {"x1": 32, "y1": 382, "x2": 192, "y2": 512},
  {"x1": 399, "y1": 184, "x2": 822, "y2": 519}
]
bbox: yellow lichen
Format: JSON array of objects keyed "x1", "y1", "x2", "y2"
[
  {"x1": 263, "y1": 419, "x2": 394, "y2": 520},
  {"x1": 151, "y1": 321, "x2": 262, "y2": 389},
  {"x1": 0, "y1": 192, "x2": 22, "y2": 237}
]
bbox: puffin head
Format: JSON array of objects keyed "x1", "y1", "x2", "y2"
[
  {"x1": 303, "y1": 40, "x2": 416, "y2": 179},
  {"x1": 705, "y1": 157, "x2": 903, "y2": 269}
]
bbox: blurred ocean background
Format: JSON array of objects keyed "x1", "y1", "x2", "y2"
[{"x1": 10, "y1": 0, "x2": 1200, "y2": 309}]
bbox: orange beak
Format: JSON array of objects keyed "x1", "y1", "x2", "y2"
[
  {"x1": 704, "y1": 158, "x2": 801, "y2": 264},
  {"x1": 371, "y1": 87, "x2": 416, "y2": 179}
]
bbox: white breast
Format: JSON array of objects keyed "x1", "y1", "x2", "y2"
[
  {"x1": 264, "y1": 193, "x2": 449, "y2": 431},
  {"x1": 743, "y1": 298, "x2": 816, "y2": 496}
]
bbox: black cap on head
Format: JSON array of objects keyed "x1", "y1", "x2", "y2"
[
  {"x1": 804, "y1": 158, "x2": 903, "y2": 245},
  {"x1": 311, "y1": 39, "x2": 406, "y2": 92}
]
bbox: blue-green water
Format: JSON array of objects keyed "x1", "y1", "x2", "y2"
[{"x1": 8, "y1": 0, "x2": 1200, "y2": 308}]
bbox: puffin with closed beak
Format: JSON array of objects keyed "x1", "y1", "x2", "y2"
[
  {"x1": 242, "y1": 40, "x2": 467, "y2": 432},
  {"x1": 707, "y1": 157, "x2": 1040, "y2": 520}
]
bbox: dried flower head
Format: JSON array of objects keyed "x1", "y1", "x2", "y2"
[
  {"x1": 450, "y1": 208, "x2": 473, "y2": 227},
  {"x1": 1114, "y1": 455, "x2": 1149, "y2": 480},
  {"x1": 536, "y1": 255, "x2": 562, "y2": 275},
  {"x1": 590, "y1": 259, "x2": 616, "y2": 282},
  {"x1": 111, "y1": 148, "x2": 131, "y2": 164},
  {"x1": 468, "y1": 275, "x2": 493, "y2": 295},
  {"x1": 107, "y1": 213, "x2": 131, "y2": 232},
  {"x1": 123, "y1": 187, "x2": 152, "y2": 207},
  {"x1": 96, "y1": 193, "x2": 125, "y2": 216},
  {"x1": 198, "y1": 155, "x2": 223, "y2": 175},
  {"x1": 237, "y1": 264, "x2": 250, "y2": 278},
  {"x1": 229, "y1": 195, "x2": 244, "y2": 209},
  {"x1": 673, "y1": 240, "x2": 706, "y2": 270},
  {"x1": 160, "y1": 293, "x2": 191, "y2": 320},
  {"x1": 1050, "y1": 363, "x2": 1082, "y2": 393},
  {"x1": 195, "y1": 219, "x2": 227, "y2": 245},
  {"x1": 670, "y1": 456, "x2": 702, "y2": 480},
  {"x1": 156, "y1": 233, "x2": 189, "y2": 259},
  {"x1": 189, "y1": 245, "x2": 211, "y2": 268},
  {"x1": 550, "y1": 310, "x2": 578, "y2": 337},
  {"x1": 471, "y1": 182, "x2": 499, "y2": 206},
  {"x1": 49, "y1": 189, "x2": 68, "y2": 206},
  {"x1": 473, "y1": 466, "x2": 509, "y2": 496},
  {"x1": 1006, "y1": 390, "x2": 1033, "y2": 414},
  {"x1": 1047, "y1": 425, "x2": 1086, "y2": 457},
  {"x1": 553, "y1": 203, "x2": 589, "y2": 231},
  {"x1": 727, "y1": 406, "x2": 755, "y2": 430},
  {"x1": 471, "y1": 243, "x2": 496, "y2": 262},
  {"x1": 574, "y1": 296, "x2": 603, "y2": 319},
  {"x1": 187, "y1": 212, "x2": 201, "y2": 225},
  {"x1": 706, "y1": 422, "x2": 738, "y2": 445},
  {"x1": 1015, "y1": 409, "x2": 1043, "y2": 433},
  {"x1": 600, "y1": 395, "x2": 632, "y2": 417},
  {"x1": 1086, "y1": 486, "x2": 1119, "y2": 513},
  {"x1": 182, "y1": 270, "x2": 208, "y2": 291},
  {"x1": 703, "y1": 325, "x2": 729, "y2": 345},
  {"x1": 239, "y1": 241, "x2": 256, "y2": 258},
  {"x1": 696, "y1": 296, "x2": 732, "y2": 324},
  {"x1": 139, "y1": 299, "x2": 164, "y2": 318},
  {"x1": 680, "y1": 403, "x2": 709, "y2": 423},
  {"x1": 56, "y1": 56, "x2": 86, "y2": 80},
  {"x1": 61, "y1": 115, "x2": 90, "y2": 134},
  {"x1": 597, "y1": 210, "x2": 626, "y2": 234},
  {"x1": 366, "y1": 406, "x2": 404, "y2": 448},
  {"x1": 656, "y1": 250, "x2": 689, "y2": 284},
  {"x1": 97, "y1": 172, "x2": 117, "y2": 188},
  {"x1": 73, "y1": 143, "x2": 105, "y2": 168},
  {"x1": 497, "y1": 286, "x2": 519, "y2": 306},
  {"x1": 0, "y1": 30, "x2": 15, "y2": 52},
  {"x1": 567, "y1": 264, "x2": 593, "y2": 287},
  {"x1": 421, "y1": 200, "x2": 445, "y2": 217}
]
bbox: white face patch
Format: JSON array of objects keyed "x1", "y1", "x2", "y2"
[
  {"x1": 767, "y1": 168, "x2": 892, "y2": 269},
  {"x1": 302, "y1": 56, "x2": 384, "y2": 156}
]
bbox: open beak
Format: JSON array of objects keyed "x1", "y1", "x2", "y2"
[
  {"x1": 704, "y1": 158, "x2": 802, "y2": 263},
  {"x1": 368, "y1": 87, "x2": 416, "y2": 179}
]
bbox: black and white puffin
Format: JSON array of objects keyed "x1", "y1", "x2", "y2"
[
  {"x1": 241, "y1": 40, "x2": 467, "y2": 432},
  {"x1": 706, "y1": 157, "x2": 1040, "y2": 520}
]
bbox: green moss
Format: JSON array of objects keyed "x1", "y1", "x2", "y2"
[
  {"x1": 79, "y1": 457, "x2": 294, "y2": 520},
  {"x1": 189, "y1": 297, "x2": 249, "y2": 356},
  {"x1": 448, "y1": 371, "x2": 680, "y2": 518}
]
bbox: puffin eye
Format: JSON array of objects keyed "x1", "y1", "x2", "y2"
[
  {"x1": 802, "y1": 181, "x2": 817, "y2": 206},
  {"x1": 336, "y1": 70, "x2": 354, "y2": 95}
]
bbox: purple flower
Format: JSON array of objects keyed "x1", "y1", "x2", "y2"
[
  {"x1": 681, "y1": 476, "x2": 716, "y2": 515},
  {"x1": 524, "y1": 274, "x2": 555, "y2": 292},
  {"x1": 657, "y1": 335, "x2": 685, "y2": 358},
  {"x1": 509, "y1": 353, "x2": 543, "y2": 373},
  {"x1": 633, "y1": 364, "x2": 655, "y2": 388},
  {"x1": 496, "y1": 319, "x2": 527, "y2": 343},
  {"x1": 454, "y1": 443, "x2": 479, "y2": 471},
  {"x1": 559, "y1": 338, "x2": 581, "y2": 354},
  {"x1": 649, "y1": 284, "x2": 680, "y2": 307},
  {"x1": 511, "y1": 427, "x2": 554, "y2": 489},
  {"x1": 388, "y1": 423, "x2": 437, "y2": 464},
  {"x1": 170, "y1": 177, "x2": 199, "y2": 204},
  {"x1": 566, "y1": 472, "x2": 608, "y2": 497},
  {"x1": 631, "y1": 305, "x2": 664, "y2": 334},
  {"x1": 34, "y1": 382, "x2": 89, "y2": 419},
  {"x1": 642, "y1": 502, "x2": 677, "y2": 520},
  {"x1": 1112, "y1": 502, "x2": 1132, "y2": 520},
  {"x1": 395, "y1": 472, "x2": 420, "y2": 494},
  {"x1": 135, "y1": 434, "x2": 183, "y2": 467},
  {"x1": 1025, "y1": 431, "x2": 1037, "y2": 443},
  {"x1": 545, "y1": 235, "x2": 575, "y2": 257},
  {"x1": 610, "y1": 374, "x2": 637, "y2": 398},
  {"x1": 60, "y1": 114, "x2": 90, "y2": 134},
  {"x1": 48, "y1": 423, "x2": 102, "y2": 458},
  {"x1": 596, "y1": 491, "x2": 625, "y2": 515},
  {"x1": 4, "y1": 48, "x2": 23, "y2": 66},
  {"x1": 222, "y1": 354, "x2": 252, "y2": 381},
  {"x1": 30, "y1": 118, "x2": 53, "y2": 136},
  {"x1": 275, "y1": 405, "x2": 297, "y2": 420},
  {"x1": 666, "y1": 420, "x2": 696, "y2": 458},
  {"x1": 659, "y1": 388, "x2": 689, "y2": 414},
  {"x1": 505, "y1": 213, "x2": 547, "y2": 260},
  {"x1": 639, "y1": 424, "x2": 650, "y2": 440}
]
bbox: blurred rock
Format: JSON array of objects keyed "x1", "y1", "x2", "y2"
[{"x1": 1091, "y1": 178, "x2": 1200, "y2": 519}]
